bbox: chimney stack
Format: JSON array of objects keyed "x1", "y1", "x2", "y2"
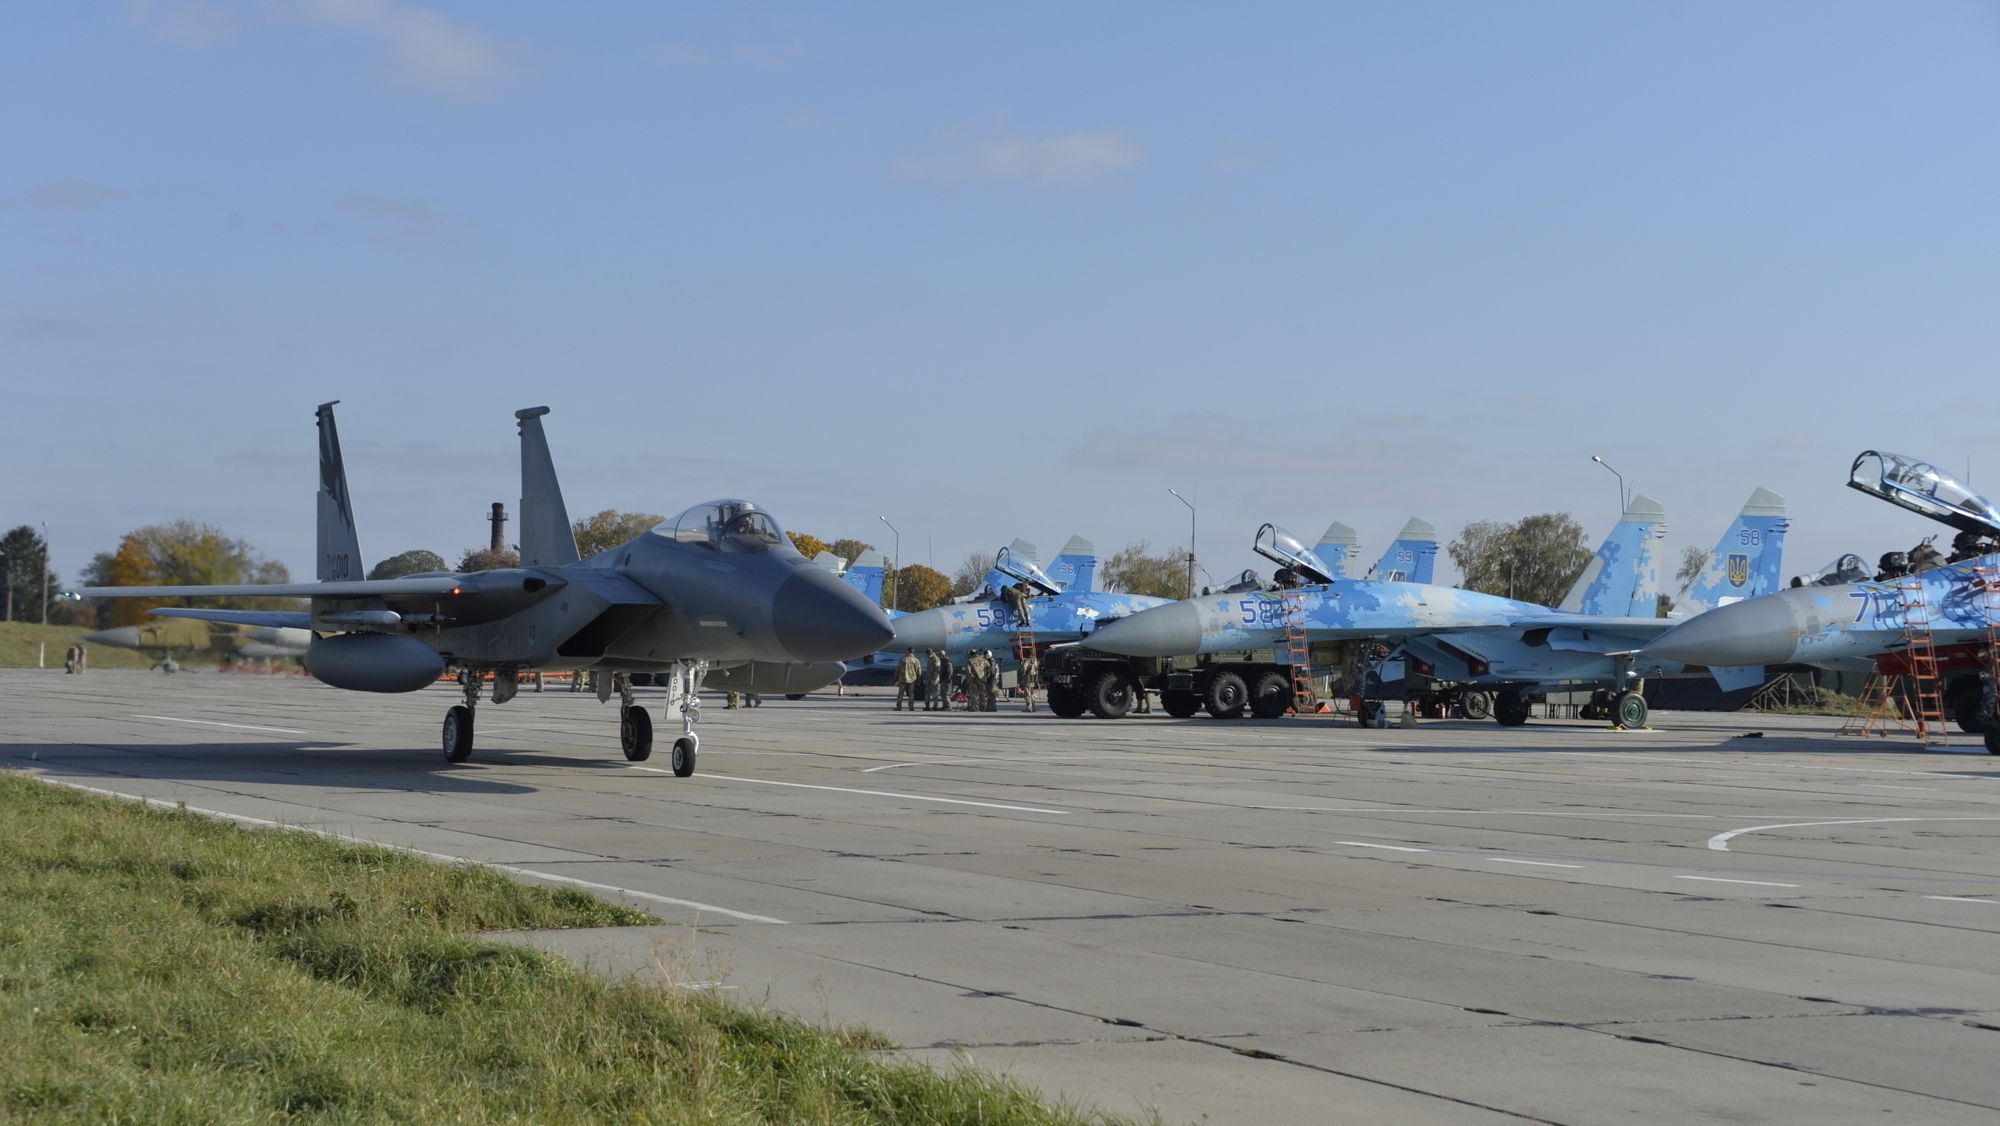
[{"x1": 488, "y1": 503, "x2": 507, "y2": 553}]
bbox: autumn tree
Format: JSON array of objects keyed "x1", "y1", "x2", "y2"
[
  {"x1": 458, "y1": 547, "x2": 521, "y2": 572},
  {"x1": 1448, "y1": 513, "x2": 1591, "y2": 607},
  {"x1": 368, "y1": 549, "x2": 448, "y2": 580},
  {"x1": 892, "y1": 564, "x2": 953, "y2": 612},
  {"x1": 786, "y1": 531, "x2": 830, "y2": 559},
  {"x1": 572, "y1": 509, "x2": 664, "y2": 558},
  {"x1": 82, "y1": 521, "x2": 291, "y2": 628},
  {"x1": 828, "y1": 538, "x2": 874, "y2": 566},
  {"x1": 1103, "y1": 541, "x2": 1193, "y2": 599},
  {"x1": 951, "y1": 550, "x2": 994, "y2": 596}
]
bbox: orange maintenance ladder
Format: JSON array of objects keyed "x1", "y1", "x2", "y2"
[{"x1": 1280, "y1": 590, "x2": 1314, "y2": 714}]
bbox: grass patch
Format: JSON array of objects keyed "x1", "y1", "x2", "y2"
[
  {"x1": 0, "y1": 621, "x2": 158, "y2": 669},
  {"x1": 0, "y1": 773, "x2": 1126, "y2": 1123}
]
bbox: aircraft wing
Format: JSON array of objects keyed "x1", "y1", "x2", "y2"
[
  {"x1": 79, "y1": 576, "x2": 468, "y2": 600},
  {"x1": 150, "y1": 608, "x2": 315, "y2": 629},
  {"x1": 1503, "y1": 614, "x2": 1680, "y2": 638}
]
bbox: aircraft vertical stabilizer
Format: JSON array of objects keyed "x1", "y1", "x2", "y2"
[
  {"x1": 315, "y1": 401, "x2": 364, "y2": 581},
  {"x1": 843, "y1": 550, "x2": 889, "y2": 607},
  {"x1": 1050, "y1": 535, "x2": 1098, "y2": 593},
  {"x1": 1316, "y1": 523, "x2": 1359, "y2": 578},
  {"x1": 1678, "y1": 487, "x2": 1789, "y2": 613},
  {"x1": 1369, "y1": 518, "x2": 1438, "y2": 583},
  {"x1": 1559, "y1": 495, "x2": 1668, "y2": 616},
  {"x1": 515, "y1": 407, "x2": 580, "y2": 568}
]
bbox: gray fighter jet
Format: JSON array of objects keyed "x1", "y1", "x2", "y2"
[{"x1": 80, "y1": 403, "x2": 893, "y2": 773}]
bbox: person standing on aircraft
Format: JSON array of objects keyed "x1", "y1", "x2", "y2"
[
  {"x1": 895, "y1": 648, "x2": 923, "y2": 711},
  {"x1": 1020, "y1": 649, "x2": 1041, "y2": 712},
  {"x1": 1003, "y1": 582, "x2": 1033, "y2": 627}
]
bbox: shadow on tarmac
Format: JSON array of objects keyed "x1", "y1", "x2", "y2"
[{"x1": 0, "y1": 740, "x2": 604, "y2": 794}]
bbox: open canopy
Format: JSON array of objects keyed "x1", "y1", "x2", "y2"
[
  {"x1": 1253, "y1": 523, "x2": 1337, "y2": 585},
  {"x1": 1848, "y1": 451, "x2": 2000, "y2": 536},
  {"x1": 993, "y1": 544, "x2": 1061, "y2": 595}
]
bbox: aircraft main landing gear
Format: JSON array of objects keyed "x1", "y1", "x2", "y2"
[{"x1": 443, "y1": 669, "x2": 480, "y2": 763}]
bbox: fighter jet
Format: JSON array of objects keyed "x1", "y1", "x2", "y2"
[
  {"x1": 80, "y1": 403, "x2": 893, "y2": 772},
  {"x1": 1644, "y1": 453, "x2": 2000, "y2": 749},
  {"x1": 1086, "y1": 491, "x2": 1788, "y2": 728},
  {"x1": 1364, "y1": 518, "x2": 1442, "y2": 584},
  {"x1": 888, "y1": 538, "x2": 1170, "y2": 657},
  {"x1": 82, "y1": 617, "x2": 309, "y2": 671}
]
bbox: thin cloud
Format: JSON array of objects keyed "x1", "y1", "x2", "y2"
[
  {"x1": 302, "y1": 0, "x2": 511, "y2": 95},
  {"x1": 337, "y1": 191, "x2": 445, "y2": 225},
  {"x1": 898, "y1": 130, "x2": 1144, "y2": 186},
  {"x1": 28, "y1": 180, "x2": 122, "y2": 211}
]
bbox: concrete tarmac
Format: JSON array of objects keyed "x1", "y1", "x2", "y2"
[{"x1": 7, "y1": 669, "x2": 2000, "y2": 1123}]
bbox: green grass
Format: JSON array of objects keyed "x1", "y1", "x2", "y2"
[
  {"x1": 0, "y1": 773, "x2": 1126, "y2": 1124},
  {"x1": 0, "y1": 620, "x2": 159, "y2": 669}
]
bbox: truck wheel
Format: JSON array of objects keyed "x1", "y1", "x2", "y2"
[
  {"x1": 1461, "y1": 691, "x2": 1491, "y2": 720},
  {"x1": 1205, "y1": 670, "x2": 1248, "y2": 719},
  {"x1": 1946, "y1": 677, "x2": 1982, "y2": 734},
  {"x1": 1087, "y1": 671, "x2": 1133, "y2": 719},
  {"x1": 1250, "y1": 670, "x2": 1291, "y2": 719},
  {"x1": 1047, "y1": 686, "x2": 1088, "y2": 718},
  {"x1": 1494, "y1": 687, "x2": 1531, "y2": 727},
  {"x1": 1161, "y1": 689, "x2": 1201, "y2": 718}
]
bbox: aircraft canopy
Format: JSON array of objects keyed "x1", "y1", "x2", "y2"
[
  {"x1": 1848, "y1": 451, "x2": 2000, "y2": 536},
  {"x1": 1789, "y1": 553, "x2": 1871, "y2": 588},
  {"x1": 655, "y1": 499, "x2": 788, "y2": 554},
  {"x1": 994, "y1": 545, "x2": 1061, "y2": 595},
  {"x1": 1252, "y1": 523, "x2": 1337, "y2": 585}
]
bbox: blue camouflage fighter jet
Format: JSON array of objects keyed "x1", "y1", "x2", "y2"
[
  {"x1": 1085, "y1": 489, "x2": 1789, "y2": 728},
  {"x1": 888, "y1": 537, "x2": 1171, "y2": 657}
]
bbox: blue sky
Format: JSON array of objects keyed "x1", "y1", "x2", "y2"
[{"x1": 6, "y1": 1, "x2": 1998, "y2": 594}]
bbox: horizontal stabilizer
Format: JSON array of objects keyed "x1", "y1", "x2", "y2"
[
  {"x1": 151, "y1": 608, "x2": 314, "y2": 630},
  {"x1": 83, "y1": 576, "x2": 467, "y2": 600}
]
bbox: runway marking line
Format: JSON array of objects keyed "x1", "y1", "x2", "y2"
[
  {"x1": 1489, "y1": 858, "x2": 1585, "y2": 869},
  {"x1": 133, "y1": 714, "x2": 308, "y2": 735},
  {"x1": 1675, "y1": 876, "x2": 1800, "y2": 889},
  {"x1": 644, "y1": 770, "x2": 1071, "y2": 815},
  {"x1": 1926, "y1": 896, "x2": 2000, "y2": 905},
  {"x1": 861, "y1": 755, "x2": 1119, "y2": 774},
  {"x1": 1260, "y1": 806, "x2": 1715, "y2": 818},
  {"x1": 34, "y1": 776, "x2": 789, "y2": 924},
  {"x1": 1708, "y1": 817, "x2": 2000, "y2": 852},
  {"x1": 1336, "y1": 841, "x2": 1430, "y2": 853}
]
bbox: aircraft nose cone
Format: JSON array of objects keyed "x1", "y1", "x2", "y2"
[
  {"x1": 1087, "y1": 600, "x2": 1202, "y2": 657},
  {"x1": 1645, "y1": 592, "x2": 1803, "y2": 667},
  {"x1": 773, "y1": 567, "x2": 895, "y2": 662},
  {"x1": 83, "y1": 626, "x2": 139, "y2": 649},
  {"x1": 888, "y1": 609, "x2": 948, "y2": 651}
]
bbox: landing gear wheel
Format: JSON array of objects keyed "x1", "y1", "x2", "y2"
[
  {"x1": 1613, "y1": 691, "x2": 1648, "y2": 729},
  {"x1": 1046, "y1": 686, "x2": 1088, "y2": 718},
  {"x1": 785, "y1": 693, "x2": 805, "y2": 701},
  {"x1": 1205, "y1": 671, "x2": 1248, "y2": 719},
  {"x1": 1161, "y1": 688, "x2": 1201, "y2": 718},
  {"x1": 1947, "y1": 679, "x2": 1982, "y2": 734},
  {"x1": 442, "y1": 705, "x2": 474, "y2": 764},
  {"x1": 671, "y1": 736, "x2": 698, "y2": 777},
  {"x1": 1493, "y1": 688, "x2": 1530, "y2": 727},
  {"x1": 1249, "y1": 671, "x2": 1291, "y2": 719},
  {"x1": 1087, "y1": 671, "x2": 1133, "y2": 719},
  {"x1": 1461, "y1": 691, "x2": 1491, "y2": 721},
  {"x1": 1357, "y1": 700, "x2": 1385, "y2": 727},
  {"x1": 621, "y1": 705, "x2": 654, "y2": 761}
]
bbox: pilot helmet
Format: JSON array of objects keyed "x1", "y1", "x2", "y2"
[
  {"x1": 1954, "y1": 530, "x2": 1986, "y2": 553},
  {"x1": 1879, "y1": 551, "x2": 1908, "y2": 572}
]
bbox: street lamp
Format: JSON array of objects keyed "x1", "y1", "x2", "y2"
[
  {"x1": 40, "y1": 521, "x2": 49, "y2": 624},
  {"x1": 879, "y1": 515, "x2": 900, "y2": 611},
  {"x1": 1590, "y1": 455, "x2": 1628, "y2": 514},
  {"x1": 1168, "y1": 488, "x2": 1196, "y2": 597}
]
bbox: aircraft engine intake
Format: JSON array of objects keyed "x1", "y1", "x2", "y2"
[{"x1": 306, "y1": 633, "x2": 445, "y2": 693}]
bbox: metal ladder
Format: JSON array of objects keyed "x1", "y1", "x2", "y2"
[
  {"x1": 1280, "y1": 590, "x2": 1313, "y2": 713},
  {"x1": 1839, "y1": 579, "x2": 1946, "y2": 744}
]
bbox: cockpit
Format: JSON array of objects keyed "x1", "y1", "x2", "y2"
[
  {"x1": 1788, "y1": 553, "x2": 1870, "y2": 588},
  {"x1": 1252, "y1": 523, "x2": 1337, "y2": 585},
  {"x1": 1848, "y1": 451, "x2": 2000, "y2": 537},
  {"x1": 654, "y1": 499, "x2": 789, "y2": 554},
  {"x1": 994, "y1": 545, "x2": 1062, "y2": 596}
]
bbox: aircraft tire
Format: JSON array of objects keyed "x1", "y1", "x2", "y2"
[
  {"x1": 1984, "y1": 725, "x2": 2000, "y2": 756},
  {"x1": 1087, "y1": 670, "x2": 1133, "y2": 719},
  {"x1": 1205, "y1": 671, "x2": 1248, "y2": 719},
  {"x1": 672, "y1": 736, "x2": 697, "y2": 777},
  {"x1": 785, "y1": 693, "x2": 805, "y2": 701},
  {"x1": 1493, "y1": 688, "x2": 1530, "y2": 727},
  {"x1": 1046, "y1": 685, "x2": 1088, "y2": 718},
  {"x1": 1946, "y1": 678, "x2": 1982, "y2": 734},
  {"x1": 442, "y1": 706, "x2": 474, "y2": 764},
  {"x1": 1461, "y1": 691, "x2": 1492, "y2": 721},
  {"x1": 1161, "y1": 689, "x2": 1202, "y2": 718},
  {"x1": 1249, "y1": 671, "x2": 1291, "y2": 719},
  {"x1": 621, "y1": 706, "x2": 654, "y2": 762},
  {"x1": 1614, "y1": 691, "x2": 1648, "y2": 729}
]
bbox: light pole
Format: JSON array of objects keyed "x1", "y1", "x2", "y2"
[
  {"x1": 879, "y1": 515, "x2": 900, "y2": 611},
  {"x1": 1590, "y1": 455, "x2": 1628, "y2": 514},
  {"x1": 40, "y1": 521, "x2": 49, "y2": 624},
  {"x1": 1168, "y1": 488, "x2": 1195, "y2": 597}
]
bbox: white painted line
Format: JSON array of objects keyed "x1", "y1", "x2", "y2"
[
  {"x1": 1926, "y1": 895, "x2": 2000, "y2": 905},
  {"x1": 1336, "y1": 840, "x2": 1431, "y2": 853},
  {"x1": 861, "y1": 755, "x2": 1117, "y2": 774},
  {"x1": 33, "y1": 776, "x2": 789, "y2": 924},
  {"x1": 1854, "y1": 785, "x2": 1941, "y2": 792},
  {"x1": 1709, "y1": 817, "x2": 2000, "y2": 852},
  {"x1": 1675, "y1": 876, "x2": 1801, "y2": 888},
  {"x1": 1260, "y1": 806, "x2": 1715, "y2": 818},
  {"x1": 1557, "y1": 752, "x2": 1989, "y2": 780},
  {"x1": 134, "y1": 714, "x2": 309, "y2": 735},
  {"x1": 656, "y1": 771, "x2": 1071, "y2": 815},
  {"x1": 1489, "y1": 858, "x2": 1585, "y2": 869}
]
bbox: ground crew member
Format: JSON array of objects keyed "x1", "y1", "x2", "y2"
[
  {"x1": 924, "y1": 649, "x2": 945, "y2": 710},
  {"x1": 746, "y1": 692, "x2": 761, "y2": 707},
  {"x1": 962, "y1": 650, "x2": 988, "y2": 710},
  {"x1": 1132, "y1": 677, "x2": 1151, "y2": 713},
  {"x1": 64, "y1": 643, "x2": 79, "y2": 674},
  {"x1": 726, "y1": 691, "x2": 741, "y2": 709},
  {"x1": 982, "y1": 649, "x2": 1001, "y2": 711},
  {"x1": 939, "y1": 650, "x2": 957, "y2": 708},
  {"x1": 895, "y1": 648, "x2": 923, "y2": 711},
  {"x1": 1020, "y1": 650, "x2": 1040, "y2": 712}
]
